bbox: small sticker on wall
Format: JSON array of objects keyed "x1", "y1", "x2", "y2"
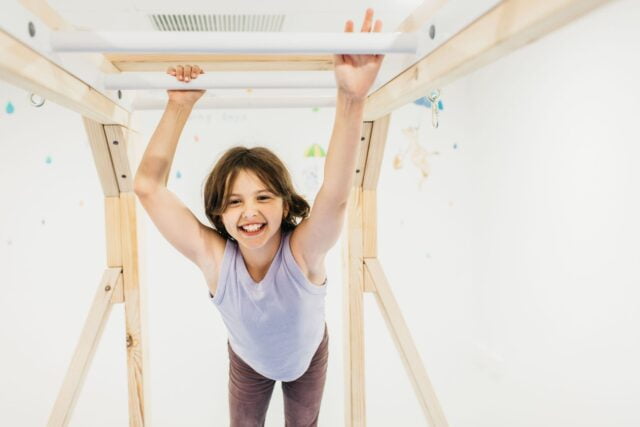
[
  {"x1": 176, "y1": 170, "x2": 182, "y2": 179},
  {"x1": 194, "y1": 135, "x2": 200, "y2": 142},
  {"x1": 45, "y1": 155, "x2": 53, "y2": 165},
  {"x1": 5, "y1": 101, "x2": 15, "y2": 114}
]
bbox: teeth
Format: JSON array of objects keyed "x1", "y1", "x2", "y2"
[{"x1": 241, "y1": 223, "x2": 263, "y2": 232}]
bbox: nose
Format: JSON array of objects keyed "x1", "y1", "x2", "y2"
[{"x1": 242, "y1": 202, "x2": 260, "y2": 219}]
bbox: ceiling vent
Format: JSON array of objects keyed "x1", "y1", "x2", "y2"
[{"x1": 149, "y1": 14, "x2": 285, "y2": 32}]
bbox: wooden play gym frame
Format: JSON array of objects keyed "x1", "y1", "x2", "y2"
[{"x1": 0, "y1": 0, "x2": 612, "y2": 425}]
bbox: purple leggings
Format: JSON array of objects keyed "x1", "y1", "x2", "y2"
[{"x1": 227, "y1": 325, "x2": 329, "y2": 427}]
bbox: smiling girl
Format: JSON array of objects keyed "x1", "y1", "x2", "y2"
[{"x1": 133, "y1": 9, "x2": 384, "y2": 426}]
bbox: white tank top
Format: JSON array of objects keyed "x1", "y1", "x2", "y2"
[{"x1": 209, "y1": 230, "x2": 327, "y2": 381}]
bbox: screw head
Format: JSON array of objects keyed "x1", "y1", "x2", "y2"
[
  {"x1": 429, "y1": 25, "x2": 436, "y2": 40},
  {"x1": 28, "y1": 22, "x2": 36, "y2": 37},
  {"x1": 105, "y1": 285, "x2": 111, "y2": 291}
]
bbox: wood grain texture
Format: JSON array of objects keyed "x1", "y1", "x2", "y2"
[
  {"x1": 0, "y1": 31, "x2": 129, "y2": 125},
  {"x1": 105, "y1": 54, "x2": 334, "y2": 72}
]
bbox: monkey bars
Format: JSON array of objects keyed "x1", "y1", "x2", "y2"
[
  {"x1": 50, "y1": 31, "x2": 418, "y2": 54},
  {"x1": 0, "y1": 0, "x2": 615, "y2": 426}
]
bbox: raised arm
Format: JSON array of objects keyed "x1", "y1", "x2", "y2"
[
  {"x1": 135, "y1": 65, "x2": 205, "y2": 190},
  {"x1": 291, "y1": 9, "x2": 384, "y2": 264},
  {"x1": 134, "y1": 65, "x2": 223, "y2": 270}
]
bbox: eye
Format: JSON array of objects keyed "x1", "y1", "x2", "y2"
[
  {"x1": 229, "y1": 200, "x2": 240, "y2": 205},
  {"x1": 258, "y1": 196, "x2": 271, "y2": 201}
]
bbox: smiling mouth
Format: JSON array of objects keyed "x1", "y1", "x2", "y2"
[{"x1": 238, "y1": 223, "x2": 266, "y2": 234}]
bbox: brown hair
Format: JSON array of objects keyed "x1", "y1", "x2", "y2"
[{"x1": 203, "y1": 146, "x2": 310, "y2": 241}]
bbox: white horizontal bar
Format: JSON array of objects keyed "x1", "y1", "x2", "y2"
[
  {"x1": 51, "y1": 31, "x2": 418, "y2": 54},
  {"x1": 133, "y1": 96, "x2": 336, "y2": 110},
  {"x1": 104, "y1": 72, "x2": 337, "y2": 90}
]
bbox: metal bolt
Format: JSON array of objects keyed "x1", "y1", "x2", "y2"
[
  {"x1": 105, "y1": 285, "x2": 111, "y2": 291},
  {"x1": 117, "y1": 90, "x2": 122, "y2": 100},
  {"x1": 29, "y1": 93, "x2": 45, "y2": 108},
  {"x1": 429, "y1": 25, "x2": 436, "y2": 40},
  {"x1": 360, "y1": 136, "x2": 365, "y2": 141},
  {"x1": 356, "y1": 169, "x2": 361, "y2": 173},
  {"x1": 28, "y1": 22, "x2": 36, "y2": 37},
  {"x1": 121, "y1": 174, "x2": 127, "y2": 179},
  {"x1": 112, "y1": 140, "x2": 119, "y2": 145}
]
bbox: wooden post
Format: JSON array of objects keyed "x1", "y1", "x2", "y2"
[
  {"x1": 344, "y1": 113, "x2": 449, "y2": 426},
  {"x1": 46, "y1": 118, "x2": 148, "y2": 426}
]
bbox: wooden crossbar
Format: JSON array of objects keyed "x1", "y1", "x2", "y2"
[{"x1": 364, "y1": 0, "x2": 613, "y2": 121}]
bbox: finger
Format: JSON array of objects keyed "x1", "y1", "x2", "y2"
[
  {"x1": 361, "y1": 8, "x2": 374, "y2": 32},
  {"x1": 166, "y1": 66, "x2": 176, "y2": 75},
  {"x1": 184, "y1": 65, "x2": 192, "y2": 81},
  {"x1": 373, "y1": 19, "x2": 383, "y2": 33},
  {"x1": 176, "y1": 65, "x2": 184, "y2": 80},
  {"x1": 344, "y1": 19, "x2": 353, "y2": 33}
]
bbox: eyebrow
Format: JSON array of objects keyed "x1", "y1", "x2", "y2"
[{"x1": 228, "y1": 189, "x2": 273, "y2": 197}]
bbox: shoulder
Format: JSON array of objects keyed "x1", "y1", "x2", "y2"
[
  {"x1": 288, "y1": 224, "x2": 327, "y2": 286},
  {"x1": 199, "y1": 229, "x2": 229, "y2": 295}
]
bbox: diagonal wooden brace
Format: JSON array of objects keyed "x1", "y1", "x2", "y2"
[{"x1": 47, "y1": 268, "x2": 123, "y2": 426}]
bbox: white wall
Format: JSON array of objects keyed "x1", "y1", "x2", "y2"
[{"x1": 1, "y1": 0, "x2": 639, "y2": 426}]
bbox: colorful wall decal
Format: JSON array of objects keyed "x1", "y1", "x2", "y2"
[{"x1": 393, "y1": 126, "x2": 440, "y2": 189}]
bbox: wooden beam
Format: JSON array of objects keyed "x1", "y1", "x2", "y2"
[
  {"x1": 47, "y1": 268, "x2": 122, "y2": 427},
  {"x1": 82, "y1": 118, "x2": 120, "y2": 196},
  {"x1": 364, "y1": 0, "x2": 613, "y2": 121},
  {"x1": 362, "y1": 115, "x2": 391, "y2": 191},
  {"x1": 354, "y1": 122, "x2": 373, "y2": 189},
  {"x1": 364, "y1": 258, "x2": 448, "y2": 426},
  {"x1": 18, "y1": 0, "x2": 119, "y2": 74},
  {"x1": 105, "y1": 197, "x2": 122, "y2": 268},
  {"x1": 104, "y1": 54, "x2": 335, "y2": 72},
  {"x1": 119, "y1": 192, "x2": 149, "y2": 426},
  {"x1": 343, "y1": 186, "x2": 366, "y2": 426},
  {"x1": 0, "y1": 30, "x2": 130, "y2": 126},
  {"x1": 104, "y1": 126, "x2": 134, "y2": 193}
]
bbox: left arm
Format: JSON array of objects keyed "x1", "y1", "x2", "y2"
[{"x1": 292, "y1": 9, "x2": 384, "y2": 266}]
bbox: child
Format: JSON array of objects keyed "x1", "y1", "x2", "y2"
[{"x1": 133, "y1": 9, "x2": 384, "y2": 426}]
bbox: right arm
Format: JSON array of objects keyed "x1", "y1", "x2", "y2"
[{"x1": 134, "y1": 65, "x2": 224, "y2": 271}]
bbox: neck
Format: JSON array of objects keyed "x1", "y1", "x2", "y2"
[{"x1": 238, "y1": 229, "x2": 282, "y2": 272}]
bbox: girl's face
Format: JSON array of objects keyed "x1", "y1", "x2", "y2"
[{"x1": 221, "y1": 169, "x2": 288, "y2": 247}]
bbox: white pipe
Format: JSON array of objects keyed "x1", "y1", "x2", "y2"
[
  {"x1": 51, "y1": 31, "x2": 417, "y2": 54},
  {"x1": 132, "y1": 96, "x2": 336, "y2": 110},
  {"x1": 104, "y1": 72, "x2": 337, "y2": 90}
]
